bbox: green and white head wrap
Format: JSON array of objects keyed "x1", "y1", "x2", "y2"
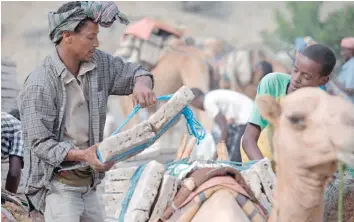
[{"x1": 48, "y1": 1, "x2": 129, "y2": 43}]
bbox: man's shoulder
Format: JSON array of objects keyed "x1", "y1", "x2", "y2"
[
  {"x1": 24, "y1": 56, "x2": 59, "y2": 88},
  {"x1": 92, "y1": 49, "x2": 116, "y2": 63},
  {"x1": 1, "y1": 112, "x2": 20, "y2": 128},
  {"x1": 257, "y1": 72, "x2": 290, "y2": 96},
  {"x1": 260, "y1": 72, "x2": 290, "y2": 85}
]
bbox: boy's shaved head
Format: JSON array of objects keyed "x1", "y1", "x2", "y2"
[{"x1": 301, "y1": 44, "x2": 336, "y2": 76}]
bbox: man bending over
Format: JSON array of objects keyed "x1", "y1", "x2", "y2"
[{"x1": 190, "y1": 88, "x2": 254, "y2": 162}]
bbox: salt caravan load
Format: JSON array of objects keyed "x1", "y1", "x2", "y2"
[{"x1": 100, "y1": 86, "x2": 275, "y2": 222}]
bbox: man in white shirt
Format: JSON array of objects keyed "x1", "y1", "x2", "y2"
[{"x1": 190, "y1": 88, "x2": 254, "y2": 161}]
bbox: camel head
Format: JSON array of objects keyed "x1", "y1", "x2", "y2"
[{"x1": 256, "y1": 88, "x2": 354, "y2": 175}]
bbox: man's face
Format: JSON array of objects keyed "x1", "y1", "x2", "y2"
[
  {"x1": 289, "y1": 54, "x2": 328, "y2": 93},
  {"x1": 65, "y1": 20, "x2": 100, "y2": 62},
  {"x1": 340, "y1": 47, "x2": 354, "y2": 62}
]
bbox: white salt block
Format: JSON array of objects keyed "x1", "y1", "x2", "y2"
[
  {"x1": 241, "y1": 158, "x2": 276, "y2": 215},
  {"x1": 103, "y1": 193, "x2": 125, "y2": 219},
  {"x1": 148, "y1": 86, "x2": 194, "y2": 133},
  {"x1": 124, "y1": 160, "x2": 165, "y2": 222},
  {"x1": 149, "y1": 175, "x2": 180, "y2": 222},
  {"x1": 106, "y1": 167, "x2": 138, "y2": 181},
  {"x1": 253, "y1": 158, "x2": 276, "y2": 203},
  {"x1": 97, "y1": 121, "x2": 155, "y2": 163},
  {"x1": 105, "y1": 180, "x2": 131, "y2": 193}
]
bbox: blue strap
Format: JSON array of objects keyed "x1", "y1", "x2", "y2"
[
  {"x1": 118, "y1": 164, "x2": 147, "y2": 222},
  {"x1": 97, "y1": 94, "x2": 206, "y2": 163},
  {"x1": 111, "y1": 94, "x2": 173, "y2": 136}
]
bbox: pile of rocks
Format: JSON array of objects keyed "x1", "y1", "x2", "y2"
[{"x1": 1, "y1": 57, "x2": 21, "y2": 112}]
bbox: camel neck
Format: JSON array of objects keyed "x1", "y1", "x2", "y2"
[{"x1": 270, "y1": 169, "x2": 325, "y2": 222}]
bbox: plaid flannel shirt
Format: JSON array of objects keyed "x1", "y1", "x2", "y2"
[
  {"x1": 1, "y1": 112, "x2": 23, "y2": 161},
  {"x1": 18, "y1": 48, "x2": 154, "y2": 212}
]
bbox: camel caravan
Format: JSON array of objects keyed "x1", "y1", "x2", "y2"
[
  {"x1": 2, "y1": 16, "x2": 354, "y2": 222},
  {"x1": 97, "y1": 18, "x2": 354, "y2": 222},
  {"x1": 100, "y1": 86, "x2": 354, "y2": 222}
]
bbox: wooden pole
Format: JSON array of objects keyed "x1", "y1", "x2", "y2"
[
  {"x1": 216, "y1": 141, "x2": 229, "y2": 161},
  {"x1": 175, "y1": 134, "x2": 188, "y2": 160},
  {"x1": 181, "y1": 137, "x2": 197, "y2": 159}
]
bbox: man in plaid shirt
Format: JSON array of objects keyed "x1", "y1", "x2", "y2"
[
  {"x1": 18, "y1": 2, "x2": 156, "y2": 221},
  {"x1": 1, "y1": 111, "x2": 23, "y2": 194}
]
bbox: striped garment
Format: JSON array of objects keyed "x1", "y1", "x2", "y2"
[
  {"x1": 1, "y1": 112, "x2": 23, "y2": 161},
  {"x1": 162, "y1": 168, "x2": 266, "y2": 221},
  {"x1": 167, "y1": 185, "x2": 266, "y2": 222},
  {"x1": 48, "y1": 1, "x2": 129, "y2": 43}
]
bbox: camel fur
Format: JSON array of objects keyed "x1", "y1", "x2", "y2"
[{"x1": 256, "y1": 88, "x2": 354, "y2": 222}]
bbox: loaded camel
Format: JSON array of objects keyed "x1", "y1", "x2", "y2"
[
  {"x1": 202, "y1": 38, "x2": 289, "y2": 99},
  {"x1": 163, "y1": 87, "x2": 354, "y2": 222}
]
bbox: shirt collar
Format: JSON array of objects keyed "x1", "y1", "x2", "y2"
[
  {"x1": 63, "y1": 61, "x2": 96, "y2": 85},
  {"x1": 49, "y1": 47, "x2": 97, "y2": 78}
]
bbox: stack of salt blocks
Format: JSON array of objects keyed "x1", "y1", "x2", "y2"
[{"x1": 101, "y1": 86, "x2": 194, "y2": 221}]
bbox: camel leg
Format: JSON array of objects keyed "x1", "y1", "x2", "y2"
[{"x1": 191, "y1": 189, "x2": 251, "y2": 222}]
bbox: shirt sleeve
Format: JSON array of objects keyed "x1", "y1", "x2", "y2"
[
  {"x1": 109, "y1": 55, "x2": 154, "y2": 96},
  {"x1": 203, "y1": 93, "x2": 221, "y2": 119},
  {"x1": 248, "y1": 75, "x2": 276, "y2": 130},
  {"x1": 340, "y1": 60, "x2": 354, "y2": 89},
  {"x1": 9, "y1": 122, "x2": 23, "y2": 158}
]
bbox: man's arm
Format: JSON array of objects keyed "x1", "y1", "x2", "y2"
[
  {"x1": 242, "y1": 74, "x2": 275, "y2": 160},
  {"x1": 109, "y1": 55, "x2": 154, "y2": 96},
  {"x1": 214, "y1": 112, "x2": 228, "y2": 143},
  {"x1": 5, "y1": 155, "x2": 22, "y2": 193},
  {"x1": 242, "y1": 123, "x2": 263, "y2": 160}
]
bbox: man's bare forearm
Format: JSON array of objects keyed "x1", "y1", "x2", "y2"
[
  {"x1": 215, "y1": 113, "x2": 228, "y2": 143},
  {"x1": 242, "y1": 123, "x2": 264, "y2": 160},
  {"x1": 6, "y1": 156, "x2": 22, "y2": 193},
  {"x1": 242, "y1": 138, "x2": 264, "y2": 160}
]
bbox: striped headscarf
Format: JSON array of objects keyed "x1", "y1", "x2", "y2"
[{"x1": 48, "y1": 1, "x2": 129, "y2": 43}]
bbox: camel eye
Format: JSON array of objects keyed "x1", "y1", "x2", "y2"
[{"x1": 287, "y1": 115, "x2": 306, "y2": 130}]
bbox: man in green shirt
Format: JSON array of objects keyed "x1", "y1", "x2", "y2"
[{"x1": 242, "y1": 44, "x2": 336, "y2": 161}]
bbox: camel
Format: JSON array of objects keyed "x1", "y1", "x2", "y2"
[
  {"x1": 160, "y1": 87, "x2": 354, "y2": 222},
  {"x1": 117, "y1": 37, "x2": 217, "y2": 133},
  {"x1": 202, "y1": 39, "x2": 289, "y2": 99},
  {"x1": 255, "y1": 87, "x2": 354, "y2": 222}
]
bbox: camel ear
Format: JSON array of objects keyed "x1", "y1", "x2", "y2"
[{"x1": 256, "y1": 95, "x2": 281, "y2": 125}]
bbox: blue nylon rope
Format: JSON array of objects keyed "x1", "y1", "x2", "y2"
[
  {"x1": 102, "y1": 93, "x2": 207, "y2": 221},
  {"x1": 118, "y1": 164, "x2": 147, "y2": 222},
  {"x1": 97, "y1": 94, "x2": 206, "y2": 163}
]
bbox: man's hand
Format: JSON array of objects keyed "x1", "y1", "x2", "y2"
[
  {"x1": 83, "y1": 144, "x2": 114, "y2": 172},
  {"x1": 133, "y1": 76, "x2": 156, "y2": 108}
]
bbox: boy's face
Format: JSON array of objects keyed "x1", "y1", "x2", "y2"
[{"x1": 289, "y1": 54, "x2": 329, "y2": 93}]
